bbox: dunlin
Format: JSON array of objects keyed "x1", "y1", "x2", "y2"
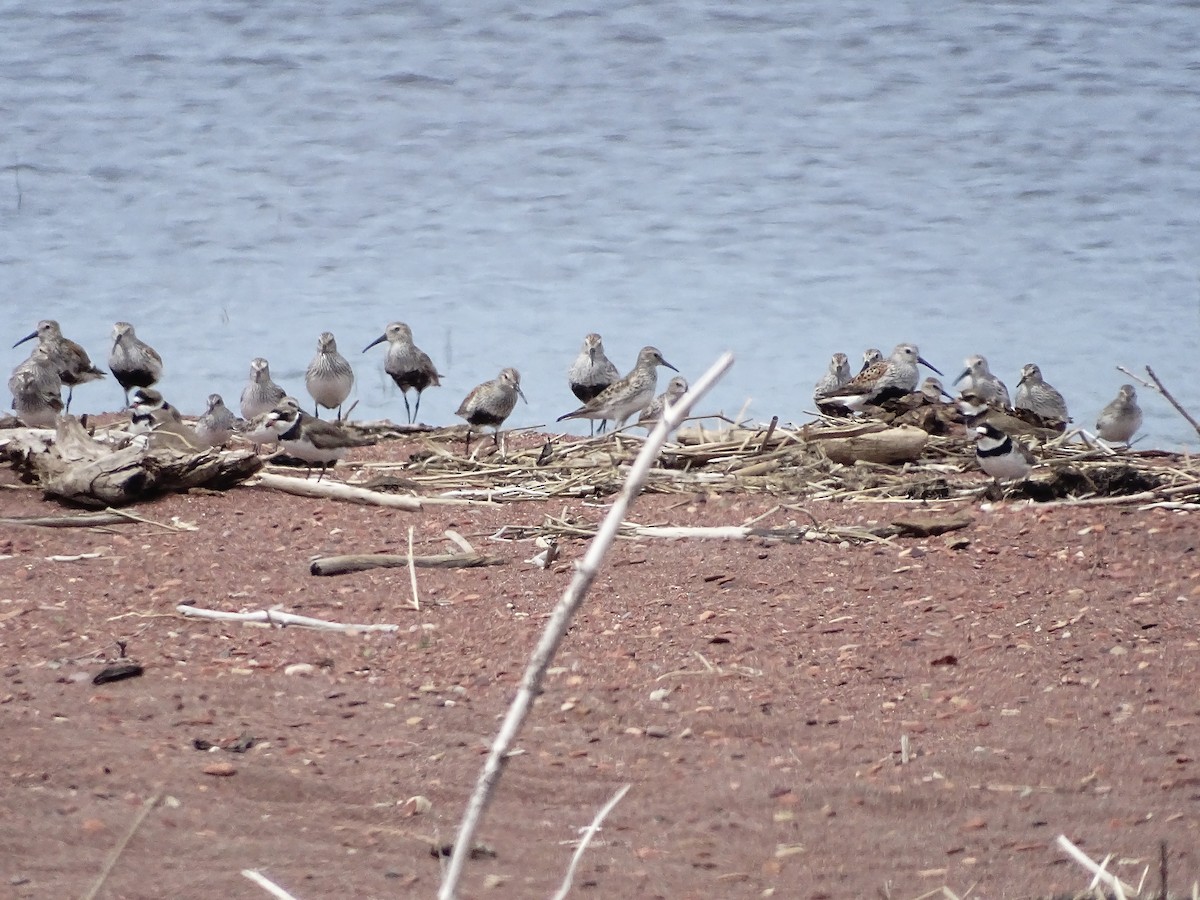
[
  {"x1": 268, "y1": 402, "x2": 372, "y2": 480},
  {"x1": 955, "y1": 355, "x2": 1010, "y2": 408},
  {"x1": 362, "y1": 322, "x2": 440, "y2": 424},
  {"x1": 456, "y1": 367, "x2": 527, "y2": 452},
  {"x1": 195, "y1": 393, "x2": 241, "y2": 448},
  {"x1": 813, "y1": 352, "x2": 852, "y2": 410},
  {"x1": 822, "y1": 343, "x2": 942, "y2": 412},
  {"x1": 568, "y1": 333, "x2": 621, "y2": 435},
  {"x1": 858, "y1": 348, "x2": 883, "y2": 374},
  {"x1": 974, "y1": 422, "x2": 1034, "y2": 483},
  {"x1": 240, "y1": 357, "x2": 287, "y2": 420},
  {"x1": 1095, "y1": 384, "x2": 1142, "y2": 445},
  {"x1": 637, "y1": 375, "x2": 689, "y2": 428},
  {"x1": 305, "y1": 332, "x2": 355, "y2": 420},
  {"x1": 8, "y1": 365, "x2": 63, "y2": 427},
  {"x1": 919, "y1": 376, "x2": 954, "y2": 403},
  {"x1": 13, "y1": 320, "x2": 105, "y2": 412},
  {"x1": 557, "y1": 346, "x2": 678, "y2": 431},
  {"x1": 108, "y1": 322, "x2": 163, "y2": 404},
  {"x1": 1014, "y1": 363, "x2": 1069, "y2": 426}
]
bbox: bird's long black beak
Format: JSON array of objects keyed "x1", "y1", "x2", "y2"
[
  {"x1": 362, "y1": 334, "x2": 386, "y2": 353},
  {"x1": 13, "y1": 331, "x2": 37, "y2": 349},
  {"x1": 919, "y1": 356, "x2": 944, "y2": 377},
  {"x1": 662, "y1": 358, "x2": 679, "y2": 373}
]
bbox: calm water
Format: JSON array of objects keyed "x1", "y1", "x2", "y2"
[{"x1": 5, "y1": 1, "x2": 1199, "y2": 448}]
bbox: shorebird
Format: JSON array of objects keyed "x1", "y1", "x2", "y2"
[
  {"x1": 240, "y1": 357, "x2": 287, "y2": 420},
  {"x1": 127, "y1": 387, "x2": 202, "y2": 449},
  {"x1": 822, "y1": 343, "x2": 942, "y2": 412},
  {"x1": 567, "y1": 333, "x2": 621, "y2": 435},
  {"x1": 305, "y1": 332, "x2": 355, "y2": 420},
  {"x1": 456, "y1": 367, "x2": 527, "y2": 453},
  {"x1": 362, "y1": 322, "x2": 440, "y2": 424},
  {"x1": 974, "y1": 422, "x2": 1034, "y2": 483},
  {"x1": 955, "y1": 355, "x2": 1010, "y2": 408},
  {"x1": 1014, "y1": 363, "x2": 1069, "y2": 425},
  {"x1": 195, "y1": 393, "x2": 241, "y2": 448},
  {"x1": 242, "y1": 396, "x2": 297, "y2": 450},
  {"x1": 8, "y1": 365, "x2": 63, "y2": 427},
  {"x1": 637, "y1": 375, "x2": 689, "y2": 429},
  {"x1": 813, "y1": 352, "x2": 852, "y2": 411},
  {"x1": 267, "y1": 402, "x2": 372, "y2": 480},
  {"x1": 919, "y1": 376, "x2": 954, "y2": 403},
  {"x1": 859, "y1": 348, "x2": 883, "y2": 374},
  {"x1": 1095, "y1": 384, "x2": 1142, "y2": 445},
  {"x1": 13, "y1": 320, "x2": 105, "y2": 412},
  {"x1": 108, "y1": 322, "x2": 163, "y2": 405},
  {"x1": 557, "y1": 346, "x2": 678, "y2": 431}
]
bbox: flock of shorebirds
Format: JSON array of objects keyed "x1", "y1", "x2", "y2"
[{"x1": 7, "y1": 319, "x2": 1144, "y2": 483}]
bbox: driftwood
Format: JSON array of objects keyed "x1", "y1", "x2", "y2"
[
  {"x1": 2, "y1": 416, "x2": 261, "y2": 508},
  {"x1": 0, "y1": 512, "x2": 131, "y2": 528},
  {"x1": 309, "y1": 551, "x2": 505, "y2": 576},
  {"x1": 816, "y1": 424, "x2": 929, "y2": 465},
  {"x1": 177, "y1": 604, "x2": 399, "y2": 632},
  {"x1": 254, "y1": 472, "x2": 422, "y2": 509}
]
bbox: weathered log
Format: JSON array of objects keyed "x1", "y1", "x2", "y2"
[
  {"x1": 0, "y1": 512, "x2": 131, "y2": 528},
  {"x1": 255, "y1": 472, "x2": 422, "y2": 509},
  {"x1": 817, "y1": 424, "x2": 929, "y2": 466},
  {"x1": 310, "y1": 552, "x2": 505, "y2": 576},
  {"x1": 2, "y1": 416, "x2": 262, "y2": 507}
]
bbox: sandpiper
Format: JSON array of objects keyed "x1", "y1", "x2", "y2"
[
  {"x1": 955, "y1": 355, "x2": 1010, "y2": 408},
  {"x1": 1095, "y1": 384, "x2": 1142, "y2": 445},
  {"x1": 240, "y1": 357, "x2": 287, "y2": 420},
  {"x1": 13, "y1": 320, "x2": 105, "y2": 412},
  {"x1": 1014, "y1": 363, "x2": 1069, "y2": 426},
  {"x1": 108, "y1": 322, "x2": 163, "y2": 405},
  {"x1": 974, "y1": 422, "x2": 1034, "y2": 483},
  {"x1": 919, "y1": 376, "x2": 954, "y2": 403},
  {"x1": 267, "y1": 402, "x2": 372, "y2": 480},
  {"x1": 304, "y1": 332, "x2": 354, "y2": 420},
  {"x1": 567, "y1": 333, "x2": 621, "y2": 435},
  {"x1": 822, "y1": 343, "x2": 942, "y2": 412},
  {"x1": 637, "y1": 375, "x2": 689, "y2": 428},
  {"x1": 195, "y1": 393, "x2": 241, "y2": 448},
  {"x1": 8, "y1": 365, "x2": 63, "y2": 427},
  {"x1": 859, "y1": 348, "x2": 883, "y2": 374},
  {"x1": 456, "y1": 367, "x2": 527, "y2": 453},
  {"x1": 362, "y1": 322, "x2": 440, "y2": 424},
  {"x1": 557, "y1": 346, "x2": 678, "y2": 431},
  {"x1": 813, "y1": 352, "x2": 852, "y2": 411}
]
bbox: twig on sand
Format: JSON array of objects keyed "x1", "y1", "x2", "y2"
[
  {"x1": 406, "y1": 525, "x2": 420, "y2": 611},
  {"x1": 308, "y1": 551, "x2": 502, "y2": 576},
  {"x1": 241, "y1": 870, "x2": 301, "y2": 900},
  {"x1": 176, "y1": 605, "x2": 399, "y2": 632},
  {"x1": 1055, "y1": 834, "x2": 1135, "y2": 899},
  {"x1": 1118, "y1": 365, "x2": 1200, "y2": 439},
  {"x1": 437, "y1": 352, "x2": 734, "y2": 900},
  {"x1": 80, "y1": 791, "x2": 160, "y2": 900},
  {"x1": 551, "y1": 783, "x2": 632, "y2": 900}
]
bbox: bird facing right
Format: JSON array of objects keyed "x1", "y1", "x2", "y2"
[
  {"x1": 1095, "y1": 384, "x2": 1142, "y2": 445},
  {"x1": 456, "y1": 367, "x2": 527, "y2": 452}
]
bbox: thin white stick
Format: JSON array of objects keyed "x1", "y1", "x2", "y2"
[
  {"x1": 1055, "y1": 835, "x2": 1133, "y2": 899},
  {"x1": 551, "y1": 783, "x2": 632, "y2": 900},
  {"x1": 80, "y1": 792, "x2": 160, "y2": 900},
  {"x1": 241, "y1": 869, "x2": 301, "y2": 900},
  {"x1": 254, "y1": 472, "x2": 422, "y2": 509},
  {"x1": 176, "y1": 604, "x2": 398, "y2": 633},
  {"x1": 406, "y1": 525, "x2": 420, "y2": 611},
  {"x1": 438, "y1": 352, "x2": 734, "y2": 900}
]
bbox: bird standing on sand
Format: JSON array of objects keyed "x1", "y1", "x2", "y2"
[
  {"x1": 638, "y1": 375, "x2": 689, "y2": 429},
  {"x1": 240, "y1": 358, "x2": 287, "y2": 420},
  {"x1": 305, "y1": 332, "x2": 355, "y2": 420},
  {"x1": 362, "y1": 322, "x2": 440, "y2": 424},
  {"x1": 1014, "y1": 363, "x2": 1069, "y2": 426},
  {"x1": 955, "y1": 355, "x2": 1010, "y2": 408},
  {"x1": 1095, "y1": 384, "x2": 1143, "y2": 445},
  {"x1": 195, "y1": 393, "x2": 241, "y2": 448},
  {"x1": 567, "y1": 333, "x2": 621, "y2": 435},
  {"x1": 974, "y1": 422, "x2": 1034, "y2": 483},
  {"x1": 267, "y1": 401, "x2": 372, "y2": 480},
  {"x1": 822, "y1": 343, "x2": 942, "y2": 412},
  {"x1": 557, "y1": 346, "x2": 677, "y2": 432},
  {"x1": 813, "y1": 352, "x2": 852, "y2": 411},
  {"x1": 13, "y1": 320, "x2": 105, "y2": 412},
  {"x1": 108, "y1": 322, "x2": 163, "y2": 405},
  {"x1": 456, "y1": 367, "x2": 527, "y2": 453}
]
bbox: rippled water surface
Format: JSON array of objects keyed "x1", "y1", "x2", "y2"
[{"x1": 5, "y1": 1, "x2": 1199, "y2": 447}]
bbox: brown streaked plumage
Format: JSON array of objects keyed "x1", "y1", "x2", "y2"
[
  {"x1": 13, "y1": 319, "x2": 105, "y2": 412},
  {"x1": 363, "y1": 322, "x2": 441, "y2": 424},
  {"x1": 456, "y1": 367, "x2": 527, "y2": 453},
  {"x1": 557, "y1": 346, "x2": 677, "y2": 431}
]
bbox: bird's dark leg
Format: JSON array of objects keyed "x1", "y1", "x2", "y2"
[
  {"x1": 402, "y1": 393, "x2": 413, "y2": 425},
  {"x1": 412, "y1": 391, "x2": 422, "y2": 425}
]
